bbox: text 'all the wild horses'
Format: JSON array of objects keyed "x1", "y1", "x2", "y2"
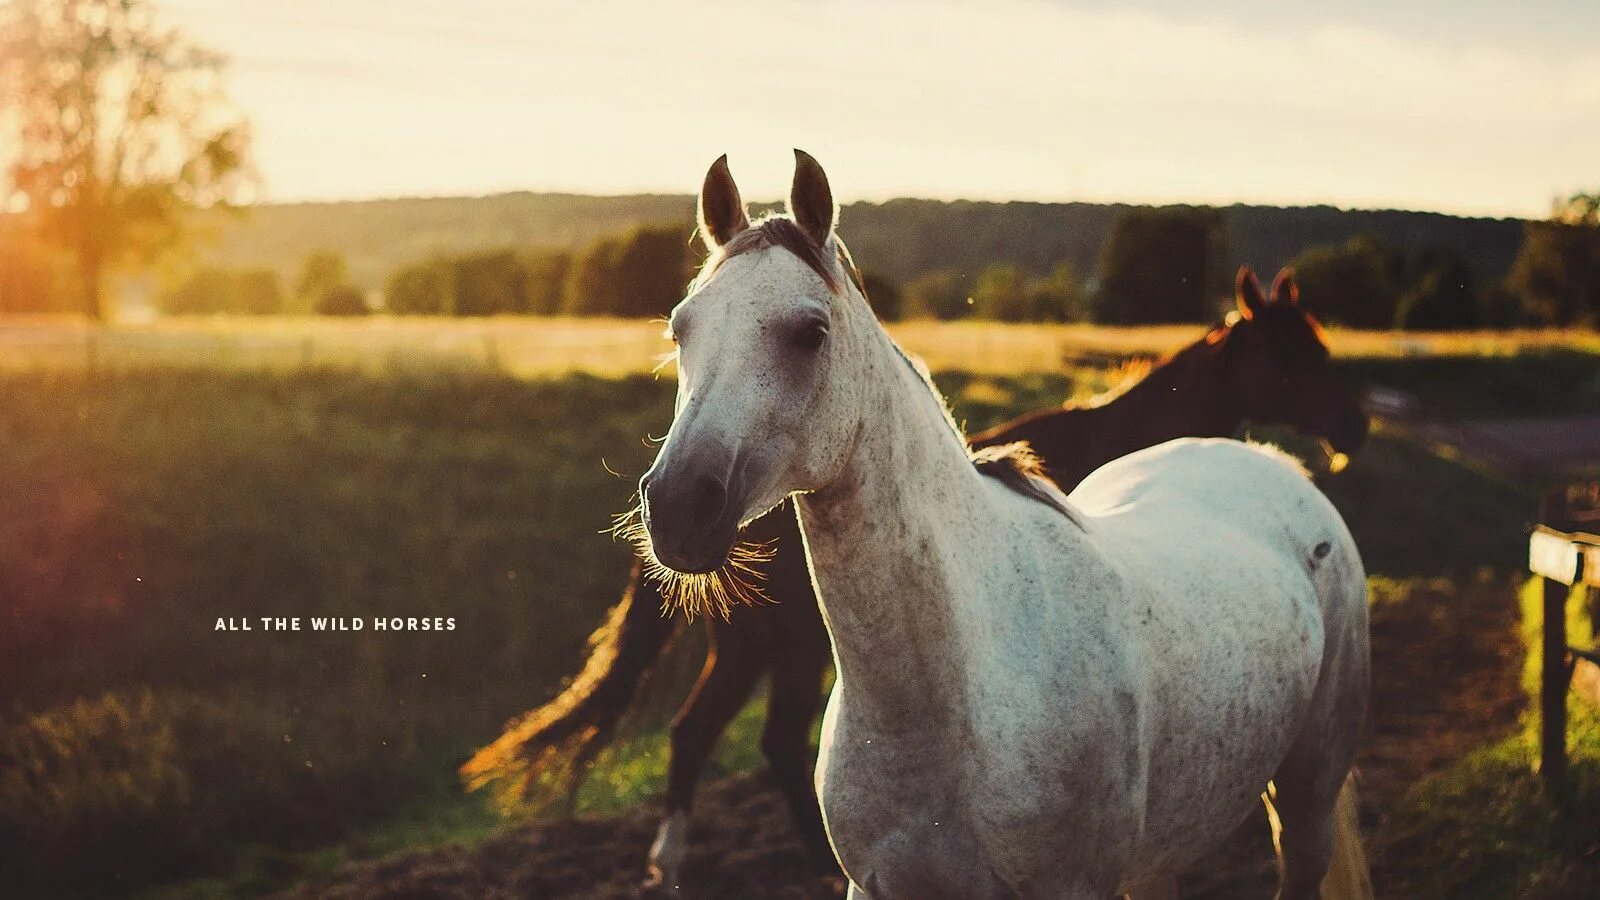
[{"x1": 214, "y1": 617, "x2": 457, "y2": 631}]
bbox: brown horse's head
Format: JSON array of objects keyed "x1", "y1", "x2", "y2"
[{"x1": 1217, "y1": 267, "x2": 1368, "y2": 456}]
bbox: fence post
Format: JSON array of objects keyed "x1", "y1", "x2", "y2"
[{"x1": 1540, "y1": 488, "x2": 1570, "y2": 792}]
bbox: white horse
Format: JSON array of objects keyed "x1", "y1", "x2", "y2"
[{"x1": 637, "y1": 151, "x2": 1372, "y2": 900}]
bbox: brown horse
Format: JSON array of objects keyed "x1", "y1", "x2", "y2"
[{"x1": 462, "y1": 266, "x2": 1369, "y2": 888}]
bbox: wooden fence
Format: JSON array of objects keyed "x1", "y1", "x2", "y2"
[{"x1": 1530, "y1": 483, "x2": 1600, "y2": 790}]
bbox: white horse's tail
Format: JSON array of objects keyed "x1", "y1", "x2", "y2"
[{"x1": 1319, "y1": 771, "x2": 1374, "y2": 900}]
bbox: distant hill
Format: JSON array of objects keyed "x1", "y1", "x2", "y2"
[{"x1": 198, "y1": 192, "x2": 1527, "y2": 290}]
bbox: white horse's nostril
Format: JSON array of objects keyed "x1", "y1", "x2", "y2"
[{"x1": 686, "y1": 473, "x2": 728, "y2": 525}]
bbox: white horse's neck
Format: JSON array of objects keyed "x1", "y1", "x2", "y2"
[{"x1": 795, "y1": 311, "x2": 1000, "y2": 734}]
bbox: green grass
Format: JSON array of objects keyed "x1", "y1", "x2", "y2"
[
  {"x1": 1376, "y1": 582, "x2": 1600, "y2": 899},
  {"x1": 0, "y1": 348, "x2": 1592, "y2": 896}
]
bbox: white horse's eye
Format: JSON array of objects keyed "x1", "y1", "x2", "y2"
[{"x1": 791, "y1": 317, "x2": 828, "y2": 352}]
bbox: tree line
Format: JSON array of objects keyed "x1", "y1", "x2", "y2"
[{"x1": 110, "y1": 196, "x2": 1597, "y2": 330}]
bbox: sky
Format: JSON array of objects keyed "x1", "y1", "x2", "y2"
[{"x1": 161, "y1": 0, "x2": 1599, "y2": 218}]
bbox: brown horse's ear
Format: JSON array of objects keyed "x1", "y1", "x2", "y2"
[
  {"x1": 698, "y1": 154, "x2": 749, "y2": 250},
  {"x1": 1235, "y1": 266, "x2": 1266, "y2": 320},
  {"x1": 1271, "y1": 268, "x2": 1300, "y2": 305},
  {"x1": 789, "y1": 149, "x2": 836, "y2": 247}
]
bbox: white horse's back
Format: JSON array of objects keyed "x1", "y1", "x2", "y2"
[{"x1": 1062, "y1": 438, "x2": 1368, "y2": 880}]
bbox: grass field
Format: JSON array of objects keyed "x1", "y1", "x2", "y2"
[
  {"x1": 1, "y1": 324, "x2": 1597, "y2": 897},
  {"x1": 6, "y1": 315, "x2": 1600, "y2": 376}
]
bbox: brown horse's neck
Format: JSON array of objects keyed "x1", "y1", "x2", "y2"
[{"x1": 971, "y1": 334, "x2": 1239, "y2": 490}]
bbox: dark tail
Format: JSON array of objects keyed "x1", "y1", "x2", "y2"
[{"x1": 461, "y1": 558, "x2": 681, "y2": 813}]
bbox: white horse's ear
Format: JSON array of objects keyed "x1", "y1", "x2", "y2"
[
  {"x1": 698, "y1": 154, "x2": 749, "y2": 250},
  {"x1": 789, "y1": 149, "x2": 836, "y2": 247},
  {"x1": 1270, "y1": 267, "x2": 1300, "y2": 306},
  {"x1": 1235, "y1": 266, "x2": 1266, "y2": 320}
]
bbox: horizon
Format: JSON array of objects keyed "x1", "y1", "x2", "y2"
[
  {"x1": 159, "y1": 0, "x2": 1597, "y2": 220},
  {"x1": 235, "y1": 185, "x2": 1531, "y2": 222}
]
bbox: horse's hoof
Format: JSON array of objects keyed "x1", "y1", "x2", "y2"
[{"x1": 641, "y1": 867, "x2": 678, "y2": 894}]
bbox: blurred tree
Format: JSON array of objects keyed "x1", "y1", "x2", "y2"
[
  {"x1": 521, "y1": 250, "x2": 570, "y2": 316},
  {"x1": 1093, "y1": 207, "x2": 1220, "y2": 324},
  {"x1": 1476, "y1": 282, "x2": 1525, "y2": 330},
  {"x1": 1504, "y1": 220, "x2": 1600, "y2": 327},
  {"x1": 902, "y1": 269, "x2": 972, "y2": 320},
  {"x1": 0, "y1": 0, "x2": 252, "y2": 320},
  {"x1": 1393, "y1": 247, "x2": 1476, "y2": 330},
  {"x1": 233, "y1": 269, "x2": 282, "y2": 315},
  {"x1": 562, "y1": 223, "x2": 693, "y2": 317},
  {"x1": 1287, "y1": 234, "x2": 1403, "y2": 329},
  {"x1": 162, "y1": 267, "x2": 234, "y2": 315},
  {"x1": 1493, "y1": 191, "x2": 1600, "y2": 327},
  {"x1": 160, "y1": 267, "x2": 280, "y2": 315},
  {"x1": 858, "y1": 269, "x2": 903, "y2": 321},
  {"x1": 294, "y1": 250, "x2": 350, "y2": 314},
  {"x1": 451, "y1": 250, "x2": 526, "y2": 316},
  {"x1": 1553, "y1": 192, "x2": 1600, "y2": 227},
  {"x1": 385, "y1": 259, "x2": 452, "y2": 315},
  {"x1": 315, "y1": 285, "x2": 368, "y2": 316},
  {"x1": 0, "y1": 220, "x2": 80, "y2": 312},
  {"x1": 970, "y1": 264, "x2": 1030, "y2": 322},
  {"x1": 1026, "y1": 261, "x2": 1090, "y2": 322}
]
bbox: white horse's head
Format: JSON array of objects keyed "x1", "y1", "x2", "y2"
[{"x1": 639, "y1": 151, "x2": 874, "y2": 577}]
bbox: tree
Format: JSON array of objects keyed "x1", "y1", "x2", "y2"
[
  {"x1": 161, "y1": 266, "x2": 281, "y2": 315},
  {"x1": 521, "y1": 250, "x2": 569, "y2": 316},
  {"x1": 858, "y1": 269, "x2": 903, "y2": 321},
  {"x1": 1393, "y1": 247, "x2": 1475, "y2": 330},
  {"x1": 294, "y1": 250, "x2": 350, "y2": 314},
  {"x1": 1027, "y1": 261, "x2": 1091, "y2": 322},
  {"x1": 1553, "y1": 192, "x2": 1600, "y2": 227},
  {"x1": 386, "y1": 259, "x2": 452, "y2": 315},
  {"x1": 316, "y1": 286, "x2": 368, "y2": 316},
  {"x1": 451, "y1": 250, "x2": 526, "y2": 316},
  {"x1": 1503, "y1": 220, "x2": 1600, "y2": 327},
  {"x1": 902, "y1": 269, "x2": 972, "y2": 320},
  {"x1": 0, "y1": 218, "x2": 79, "y2": 312},
  {"x1": 0, "y1": 0, "x2": 251, "y2": 320},
  {"x1": 562, "y1": 223, "x2": 693, "y2": 317},
  {"x1": 1491, "y1": 189, "x2": 1600, "y2": 328},
  {"x1": 162, "y1": 267, "x2": 233, "y2": 315},
  {"x1": 1093, "y1": 208, "x2": 1220, "y2": 324},
  {"x1": 970, "y1": 264, "x2": 1029, "y2": 322},
  {"x1": 1287, "y1": 234, "x2": 1403, "y2": 329}
]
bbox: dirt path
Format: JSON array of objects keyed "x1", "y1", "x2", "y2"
[{"x1": 288, "y1": 580, "x2": 1527, "y2": 899}]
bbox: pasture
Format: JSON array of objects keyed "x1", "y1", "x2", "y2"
[
  {"x1": 1, "y1": 320, "x2": 1598, "y2": 897},
  {"x1": 5, "y1": 315, "x2": 1600, "y2": 376}
]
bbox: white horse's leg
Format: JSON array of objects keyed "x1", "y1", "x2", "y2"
[
  {"x1": 644, "y1": 809, "x2": 689, "y2": 890},
  {"x1": 1271, "y1": 635, "x2": 1370, "y2": 900},
  {"x1": 1272, "y1": 759, "x2": 1373, "y2": 900}
]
